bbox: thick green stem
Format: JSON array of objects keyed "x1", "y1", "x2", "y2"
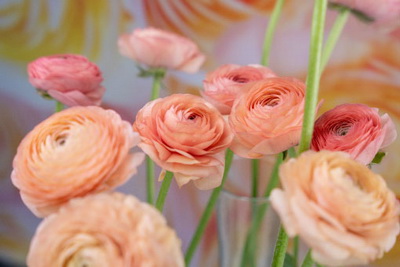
[
  {"x1": 300, "y1": 250, "x2": 314, "y2": 267},
  {"x1": 271, "y1": 227, "x2": 289, "y2": 267},
  {"x1": 146, "y1": 157, "x2": 155, "y2": 205},
  {"x1": 184, "y1": 149, "x2": 234, "y2": 266},
  {"x1": 155, "y1": 171, "x2": 173, "y2": 212},
  {"x1": 55, "y1": 101, "x2": 64, "y2": 112},
  {"x1": 251, "y1": 159, "x2": 259, "y2": 197},
  {"x1": 261, "y1": 0, "x2": 286, "y2": 66},
  {"x1": 146, "y1": 69, "x2": 166, "y2": 205},
  {"x1": 321, "y1": 7, "x2": 350, "y2": 71},
  {"x1": 298, "y1": 0, "x2": 328, "y2": 154}
]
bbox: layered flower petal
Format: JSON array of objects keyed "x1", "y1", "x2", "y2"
[
  {"x1": 133, "y1": 94, "x2": 233, "y2": 190},
  {"x1": 270, "y1": 151, "x2": 400, "y2": 266},
  {"x1": 201, "y1": 64, "x2": 276, "y2": 114},
  {"x1": 27, "y1": 192, "x2": 184, "y2": 267},
  {"x1": 229, "y1": 77, "x2": 307, "y2": 158},
  {"x1": 27, "y1": 54, "x2": 105, "y2": 106},
  {"x1": 311, "y1": 103, "x2": 397, "y2": 165},
  {"x1": 118, "y1": 27, "x2": 205, "y2": 73},
  {"x1": 11, "y1": 106, "x2": 144, "y2": 217}
]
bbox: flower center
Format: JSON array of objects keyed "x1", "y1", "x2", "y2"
[{"x1": 232, "y1": 75, "x2": 249, "y2": 83}]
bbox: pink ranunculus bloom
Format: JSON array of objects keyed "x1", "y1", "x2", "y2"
[
  {"x1": 270, "y1": 150, "x2": 400, "y2": 266},
  {"x1": 118, "y1": 27, "x2": 205, "y2": 73},
  {"x1": 133, "y1": 94, "x2": 233, "y2": 190},
  {"x1": 330, "y1": 0, "x2": 400, "y2": 28},
  {"x1": 11, "y1": 106, "x2": 145, "y2": 217},
  {"x1": 311, "y1": 103, "x2": 397, "y2": 165},
  {"x1": 201, "y1": 64, "x2": 276, "y2": 115},
  {"x1": 27, "y1": 54, "x2": 105, "y2": 106},
  {"x1": 229, "y1": 77, "x2": 307, "y2": 158},
  {"x1": 27, "y1": 192, "x2": 184, "y2": 267}
]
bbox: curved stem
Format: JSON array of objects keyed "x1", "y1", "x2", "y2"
[
  {"x1": 261, "y1": 0, "x2": 286, "y2": 66},
  {"x1": 271, "y1": 227, "x2": 289, "y2": 267},
  {"x1": 298, "y1": 0, "x2": 328, "y2": 154},
  {"x1": 321, "y1": 7, "x2": 350, "y2": 71},
  {"x1": 184, "y1": 149, "x2": 234, "y2": 266},
  {"x1": 155, "y1": 171, "x2": 173, "y2": 212},
  {"x1": 55, "y1": 101, "x2": 64, "y2": 112}
]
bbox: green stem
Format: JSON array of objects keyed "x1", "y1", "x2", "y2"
[
  {"x1": 251, "y1": 159, "x2": 259, "y2": 197},
  {"x1": 321, "y1": 7, "x2": 350, "y2": 71},
  {"x1": 146, "y1": 157, "x2": 155, "y2": 205},
  {"x1": 298, "y1": 0, "x2": 328, "y2": 154},
  {"x1": 293, "y1": 236, "x2": 299, "y2": 267},
  {"x1": 300, "y1": 250, "x2": 313, "y2": 267},
  {"x1": 146, "y1": 69, "x2": 166, "y2": 205},
  {"x1": 261, "y1": 0, "x2": 286, "y2": 66},
  {"x1": 55, "y1": 101, "x2": 64, "y2": 112},
  {"x1": 271, "y1": 227, "x2": 289, "y2": 267},
  {"x1": 184, "y1": 149, "x2": 234, "y2": 266},
  {"x1": 155, "y1": 171, "x2": 173, "y2": 212}
]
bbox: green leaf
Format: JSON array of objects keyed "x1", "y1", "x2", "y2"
[
  {"x1": 283, "y1": 253, "x2": 296, "y2": 267},
  {"x1": 328, "y1": 3, "x2": 374, "y2": 23},
  {"x1": 372, "y1": 152, "x2": 386, "y2": 164}
]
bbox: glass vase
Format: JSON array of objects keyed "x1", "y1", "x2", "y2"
[{"x1": 217, "y1": 189, "x2": 280, "y2": 267}]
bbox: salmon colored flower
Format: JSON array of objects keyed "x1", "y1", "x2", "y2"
[
  {"x1": 27, "y1": 192, "x2": 184, "y2": 267},
  {"x1": 330, "y1": 0, "x2": 400, "y2": 28},
  {"x1": 118, "y1": 27, "x2": 205, "y2": 73},
  {"x1": 270, "y1": 151, "x2": 400, "y2": 266},
  {"x1": 229, "y1": 77, "x2": 307, "y2": 158},
  {"x1": 11, "y1": 106, "x2": 144, "y2": 217},
  {"x1": 201, "y1": 64, "x2": 276, "y2": 115},
  {"x1": 28, "y1": 54, "x2": 105, "y2": 106},
  {"x1": 311, "y1": 104, "x2": 397, "y2": 165},
  {"x1": 133, "y1": 94, "x2": 233, "y2": 190}
]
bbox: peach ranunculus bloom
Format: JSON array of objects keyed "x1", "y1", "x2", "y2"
[
  {"x1": 311, "y1": 103, "x2": 397, "y2": 165},
  {"x1": 329, "y1": 0, "x2": 400, "y2": 28},
  {"x1": 201, "y1": 64, "x2": 276, "y2": 115},
  {"x1": 27, "y1": 54, "x2": 105, "y2": 106},
  {"x1": 229, "y1": 77, "x2": 307, "y2": 158},
  {"x1": 27, "y1": 192, "x2": 184, "y2": 267},
  {"x1": 270, "y1": 150, "x2": 400, "y2": 266},
  {"x1": 11, "y1": 106, "x2": 144, "y2": 217},
  {"x1": 133, "y1": 94, "x2": 233, "y2": 190},
  {"x1": 118, "y1": 27, "x2": 205, "y2": 73}
]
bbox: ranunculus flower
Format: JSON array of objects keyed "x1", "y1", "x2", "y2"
[
  {"x1": 11, "y1": 106, "x2": 144, "y2": 217},
  {"x1": 229, "y1": 77, "x2": 307, "y2": 158},
  {"x1": 118, "y1": 27, "x2": 205, "y2": 73},
  {"x1": 270, "y1": 150, "x2": 400, "y2": 266},
  {"x1": 27, "y1": 192, "x2": 184, "y2": 267},
  {"x1": 133, "y1": 94, "x2": 233, "y2": 190},
  {"x1": 311, "y1": 103, "x2": 397, "y2": 165},
  {"x1": 27, "y1": 54, "x2": 105, "y2": 106},
  {"x1": 329, "y1": 0, "x2": 400, "y2": 28},
  {"x1": 201, "y1": 64, "x2": 276, "y2": 115}
]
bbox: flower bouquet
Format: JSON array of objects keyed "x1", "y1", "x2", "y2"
[{"x1": 9, "y1": 0, "x2": 400, "y2": 266}]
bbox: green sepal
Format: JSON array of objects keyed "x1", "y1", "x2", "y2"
[
  {"x1": 371, "y1": 151, "x2": 386, "y2": 164},
  {"x1": 137, "y1": 65, "x2": 166, "y2": 78},
  {"x1": 36, "y1": 89, "x2": 53, "y2": 100}
]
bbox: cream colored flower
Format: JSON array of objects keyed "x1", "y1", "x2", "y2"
[
  {"x1": 11, "y1": 106, "x2": 144, "y2": 217},
  {"x1": 27, "y1": 192, "x2": 184, "y2": 267},
  {"x1": 270, "y1": 150, "x2": 400, "y2": 266}
]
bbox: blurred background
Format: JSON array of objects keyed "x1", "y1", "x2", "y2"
[{"x1": 0, "y1": 0, "x2": 399, "y2": 266}]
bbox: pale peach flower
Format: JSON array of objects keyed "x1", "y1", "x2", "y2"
[
  {"x1": 11, "y1": 106, "x2": 144, "y2": 217},
  {"x1": 118, "y1": 27, "x2": 205, "y2": 73},
  {"x1": 330, "y1": 0, "x2": 400, "y2": 28},
  {"x1": 202, "y1": 64, "x2": 276, "y2": 115},
  {"x1": 311, "y1": 104, "x2": 397, "y2": 165},
  {"x1": 133, "y1": 94, "x2": 233, "y2": 190},
  {"x1": 27, "y1": 192, "x2": 184, "y2": 267},
  {"x1": 28, "y1": 54, "x2": 105, "y2": 106},
  {"x1": 270, "y1": 150, "x2": 400, "y2": 266},
  {"x1": 229, "y1": 77, "x2": 307, "y2": 158}
]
